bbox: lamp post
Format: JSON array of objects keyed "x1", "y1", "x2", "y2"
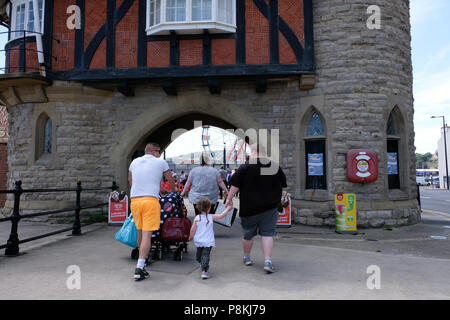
[{"x1": 431, "y1": 116, "x2": 449, "y2": 190}]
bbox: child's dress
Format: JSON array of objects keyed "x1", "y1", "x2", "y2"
[{"x1": 194, "y1": 214, "x2": 215, "y2": 272}]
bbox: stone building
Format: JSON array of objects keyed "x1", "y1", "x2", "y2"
[{"x1": 0, "y1": 0, "x2": 419, "y2": 227}]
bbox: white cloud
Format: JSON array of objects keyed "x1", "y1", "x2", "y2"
[{"x1": 410, "y1": 0, "x2": 446, "y2": 25}]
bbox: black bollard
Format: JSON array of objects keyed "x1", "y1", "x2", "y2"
[
  {"x1": 417, "y1": 183, "x2": 421, "y2": 210},
  {"x1": 72, "y1": 181, "x2": 82, "y2": 236},
  {"x1": 5, "y1": 181, "x2": 23, "y2": 256}
]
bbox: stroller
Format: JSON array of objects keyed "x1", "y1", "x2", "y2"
[{"x1": 131, "y1": 192, "x2": 190, "y2": 262}]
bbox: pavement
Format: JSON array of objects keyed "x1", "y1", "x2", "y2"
[{"x1": 0, "y1": 199, "x2": 449, "y2": 300}]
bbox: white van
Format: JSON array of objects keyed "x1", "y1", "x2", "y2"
[{"x1": 416, "y1": 176, "x2": 431, "y2": 186}]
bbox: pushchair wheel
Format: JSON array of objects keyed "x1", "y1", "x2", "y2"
[
  {"x1": 131, "y1": 247, "x2": 139, "y2": 260},
  {"x1": 174, "y1": 247, "x2": 183, "y2": 261},
  {"x1": 153, "y1": 249, "x2": 162, "y2": 260}
]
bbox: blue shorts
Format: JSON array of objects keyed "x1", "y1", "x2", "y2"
[{"x1": 241, "y1": 208, "x2": 279, "y2": 240}]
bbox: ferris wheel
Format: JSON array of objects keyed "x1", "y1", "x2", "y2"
[
  {"x1": 200, "y1": 125, "x2": 248, "y2": 165},
  {"x1": 201, "y1": 125, "x2": 214, "y2": 160}
]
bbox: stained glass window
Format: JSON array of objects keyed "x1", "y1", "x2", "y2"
[
  {"x1": 307, "y1": 113, "x2": 324, "y2": 136},
  {"x1": 387, "y1": 113, "x2": 396, "y2": 136},
  {"x1": 44, "y1": 118, "x2": 52, "y2": 154}
]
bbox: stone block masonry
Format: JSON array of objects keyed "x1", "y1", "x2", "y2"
[{"x1": 3, "y1": 0, "x2": 419, "y2": 228}]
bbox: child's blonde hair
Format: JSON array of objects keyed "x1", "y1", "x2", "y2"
[{"x1": 196, "y1": 198, "x2": 213, "y2": 225}]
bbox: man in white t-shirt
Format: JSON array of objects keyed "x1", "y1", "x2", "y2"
[{"x1": 128, "y1": 142, "x2": 175, "y2": 281}]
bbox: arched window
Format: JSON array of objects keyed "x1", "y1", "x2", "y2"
[
  {"x1": 35, "y1": 112, "x2": 52, "y2": 160},
  {"x1": 305, "y1": 111, "x2": 326, "y2": 190},
  {"x1": 387, "y1": 109, "x2": 401, "y2": 189}
]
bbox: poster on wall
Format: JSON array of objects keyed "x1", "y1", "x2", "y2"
[
  {"x1": 277, "y1": 192, "x2": 291, "y2": 227},
  {"x1": 387, "y1": 152, "x2": 398, "y2": 175},
  {"x1": 308, "y1": 153, "x2": 324, "y2": 176},
  {"x1": 108, "y1": 191, "x2": 129, "y2": 225}
]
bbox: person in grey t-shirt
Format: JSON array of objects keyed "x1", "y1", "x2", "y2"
[{"x1": 181, "y1": 153, "x2": 228, "y2": 215}]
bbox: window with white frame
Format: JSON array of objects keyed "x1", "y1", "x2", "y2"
[
  {"x1": 192, "y1": 0, "x2": 211, "y2": 21},
  {"x1": 10, "y1": 0, "x2": 44, "y2": 39},
  {"x1": 147, "y1": 0, "x2": 235, "y2": 35}
]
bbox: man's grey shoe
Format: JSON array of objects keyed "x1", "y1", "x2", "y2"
[
  {"x1": 243, "y1": 256, "x2": 253, "y2": 266},
  {"x1": 264, "y1": 261, "x2": 275, "y2": 273},
  {"x1": 134, "y1": 268, "x2": 150, "y2": 281}
]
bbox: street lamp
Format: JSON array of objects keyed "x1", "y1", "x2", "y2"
[{"x1": 431, "y1": 116, "x2": 449, "y2": 190}]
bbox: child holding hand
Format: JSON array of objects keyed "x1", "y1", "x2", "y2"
[{"x1": 189, "y1": 198, "x2": 232, "y2": 279}]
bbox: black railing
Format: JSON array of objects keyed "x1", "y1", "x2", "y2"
[
  {"x1": 0, "y1": 30, "x2": 60, "y2": 74},
  {"x1": 0, "y1": 180, "x2": 118, "y2": 257}
]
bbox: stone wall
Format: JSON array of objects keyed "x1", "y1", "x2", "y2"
[{"x1": 4, "y1": 0, "x2": 419, "y2": 227}]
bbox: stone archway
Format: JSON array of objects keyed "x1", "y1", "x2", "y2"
[{"x1": 110, "y1": 93, "x2": 266, "y2": 190}]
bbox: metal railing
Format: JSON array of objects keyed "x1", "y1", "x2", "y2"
[
  {"x1": 0, "y1": 30, "x2": 60, "y2": 74},
  {"x1": 0, "y1": 180, "x2": 118, "y2": 257}
]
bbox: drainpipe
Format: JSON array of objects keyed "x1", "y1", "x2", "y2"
[{"x1": 32, "y1": 0, "x2": 45, "y2": 76}]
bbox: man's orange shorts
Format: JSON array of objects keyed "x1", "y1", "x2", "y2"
[{"x1": 130, "y1": 197, "x2": 161, "y2": 231}]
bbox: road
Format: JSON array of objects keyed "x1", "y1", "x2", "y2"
[{"x1": 419, "y1": 187, "x2": 450, "y2": 215}]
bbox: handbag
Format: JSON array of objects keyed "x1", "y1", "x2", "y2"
[
  {"x1": 213, "y1": 200, "x2": 238, "y2": 227},
  {"x1": 115, "y1": 214, "x2": 138, "y2": 248},
  {"x1": 161, "y1": 213, "x2": 192, "y2": 242}
]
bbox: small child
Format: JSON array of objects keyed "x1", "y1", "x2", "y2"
[{"x1": 189, "y1": 198, "x2": 232, "y2": 279}]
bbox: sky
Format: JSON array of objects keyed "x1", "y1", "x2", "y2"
[
  {"x1": 1, "y1": 0, "x2": 449, "y2": 157},
  {"x1": 410, "y1": 0, "x2": 450, "y2": 154}
]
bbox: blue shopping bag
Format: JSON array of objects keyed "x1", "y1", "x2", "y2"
[{"x1": 115, "y1": 214, "x2": 138, "y2": 248}]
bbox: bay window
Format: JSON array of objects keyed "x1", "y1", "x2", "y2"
[
  {"x1": 10, "y1": 0, "x2": 44, "y2": 39},
  {"x1": 147, "y1": 0, "x2": 236, "y2": 35}
]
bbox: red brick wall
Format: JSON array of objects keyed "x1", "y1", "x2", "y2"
[
  {"x1": 8, "y1": 42, "x2": 40, "y2": 72},
  {"x1": 179, "y1": 40, "x2": 203, "y2": 66},
  {"x1": 45, "y1": 0, "x2": 306, "y2": 71},
  {"x1": 245, "y1": 0, "x2": 270, "y2": 65},
  {"x1": 212, "y1": 39, "x2": 235, "y2": 65},
  {"x1": 85, "y1": 0, "x2": 107, "y2": 69},
  {"x1": 147, "y1": 41, "x2": 170, "y2": 67},
  {"x1": 53, "y1": 0, "x2": 76, "y2": 70},
  {"x1": 115, "y1": 0, "x2": 139, "y2": 68},
  {"x1": 0, "y1": 143, "x2": 8, "y2": 207},
  {"x1": 279, "y1": 0, "x2": 304, "y2": 64}
]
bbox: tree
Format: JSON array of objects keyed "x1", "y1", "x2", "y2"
[{"x1": 416, "y1": 152, "x2": 438, "y2": 169}]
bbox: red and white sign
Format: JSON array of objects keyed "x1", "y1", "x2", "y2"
[
  {"x1": 277, "y1": 192, "x2": 291, "y2": 227},
  {"x1": 108, "y1": 192, "x2": 128, "y2": 225}
]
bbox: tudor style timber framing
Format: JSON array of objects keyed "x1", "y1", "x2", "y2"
[{"x1": 4, "y1": 0, "x2": 315, "y2": 88}]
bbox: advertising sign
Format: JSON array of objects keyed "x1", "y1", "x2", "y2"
[
  {"x1": 335, "y1": 193, "x2": 357, "y2": 235},
  {"x1": 387, "y1": 152, "x2": 398, "y2": 175},
  {"x1": 277, "y1": 192, "x2": 291, "y2": 227},
  {"x1": 308, "y1": 153, "x2": 324, "y2": 176},
  {"x1": 108, "y1": 191, "x2": 129, "y2": 225}
]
